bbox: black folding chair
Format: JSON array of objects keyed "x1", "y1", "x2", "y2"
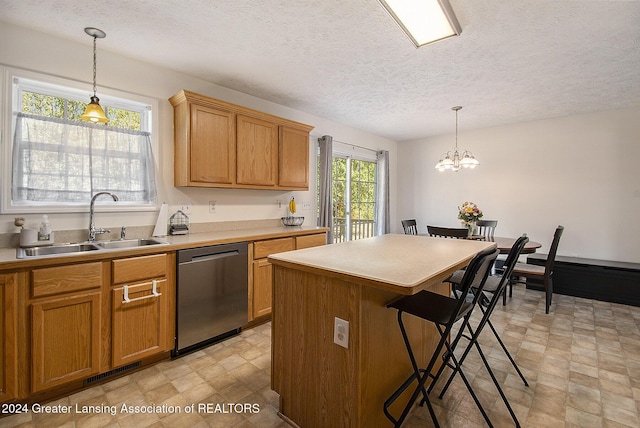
[
  {"x1": 441, "y1": 235, "x2": 530, "y2": 426},
  {"x1": 383, "y1": 246, "x2": 499, "y2": 428}
]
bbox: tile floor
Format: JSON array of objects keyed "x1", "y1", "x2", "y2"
[{"x1": 1, "y1": 286, "x2": 640, "y2": 428}]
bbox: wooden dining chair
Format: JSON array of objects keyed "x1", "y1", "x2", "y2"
[
  {"x1": 401, "y1": 219, "x2": 418, "y2": 235},
  {"x1": 476, "y1": 220, "x2": 497, "y2": 239},
  {"x1": 510, "y1": 225, "x2": 564, "y2": 314},
  {"x1": 427, "y1": 225, "x2": 468, "y2": 239}
]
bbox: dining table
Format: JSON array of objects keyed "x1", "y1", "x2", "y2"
[
  {"x1": 421, "y1": 233, "x2": 542, "y2": 255},
  {"x1": 480, "y1": 236, "x2": 541, "y2": 254}
]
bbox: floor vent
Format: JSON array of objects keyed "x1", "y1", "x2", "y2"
[{"x1": 83, "y1": 361, "x2": 141, "y2": 386}]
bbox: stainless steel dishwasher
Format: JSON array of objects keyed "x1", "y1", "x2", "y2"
[{"x1": 174, "y1": 242, "x2": 248, "y2": 356}]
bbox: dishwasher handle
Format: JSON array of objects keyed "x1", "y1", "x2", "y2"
[{"x1": 180, "y1": 250, "x2": 240, "y2": 265}]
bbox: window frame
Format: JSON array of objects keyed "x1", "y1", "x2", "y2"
[{"x1": 1, "y1": 65, "x2": 160, "y2": 214}]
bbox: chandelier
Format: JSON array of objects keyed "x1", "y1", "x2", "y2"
[
  {"x1": 80, "y1": 27, "x2": 109, "y2": 123},
  {"x1": 435, "y1": 106, "x2": 479, "y2": 172}
]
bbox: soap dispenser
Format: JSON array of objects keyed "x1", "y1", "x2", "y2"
[{"x1": 38, "y1": 215, "x2": 54, "y2": 244}]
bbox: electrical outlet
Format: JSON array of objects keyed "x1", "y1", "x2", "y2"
[
  {"x1": 180, "y1": 203, "x2": 191, "y2": 214},
  {"x1": 302, "y1": 200, "x2": 312, "y2": 210},
  {"x1": 334, "y1": 317, "x2": 349, "y2": 349},
  {"x1": 277, "y1": 200, "x2": 282, "y2": 209},
  {"x1": 209, "y1": 200, "x2": 216, "y2": 213}
]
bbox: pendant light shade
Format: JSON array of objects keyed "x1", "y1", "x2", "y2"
[
  {"x1": 435, "y1": 106, "x2": 479, "y2": 172},
  {"x1": 81, "y1": 27, "x2": 109, "y2": 123},
  {"x1": 81, "y1": 95, "x2": 108, "y2": 123}
]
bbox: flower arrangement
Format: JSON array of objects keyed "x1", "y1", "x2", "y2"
[{"x1": 458, "y1": 201, "x2": 483, "y2": 224}]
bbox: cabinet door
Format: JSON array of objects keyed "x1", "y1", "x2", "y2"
[
  {"x1": 112, "y1": 279, "x2": 168, "y2": 367},
  {"x1": 31, "y1": 292, "x2": 101, "y2": 392},
  {"x1": 0, "y1": 273, "x2": 17, "y2": 402},
  {"x1": 190, "y1": 104, "x2": 235, "y2": 184},
  {"x1": 252, "y1": 259, "x2": 273, "y2": 318},
  {"x1": 236, "y1": 115, "x2": 278, "y2": 186},
  {"x1": 279, "y1": 126, "x2": 310, "y2": 189}
]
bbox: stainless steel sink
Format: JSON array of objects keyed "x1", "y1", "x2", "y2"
[
  {"x1": 95, "y1": 238, "x2": 169, "y2": 249},
  {"x1": 16, "y1": 237, "x2": 169, "y2": 258},
  {"x1": 17, "y1": 242, "x2": 101, "y2": 258}
]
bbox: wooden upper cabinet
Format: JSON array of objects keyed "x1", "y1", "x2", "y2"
[
  {"x1": 170, "y1": 90, "x2": 313, "y2": 190},
  {"x1": 189, "y1": 104, "x2": 235, "y2": 185},
  {"x1": 279, "y1": 126, "x2": 310, "y2": 188},
  {"x1": 236, "y1": 115, "x2": 278, "y2": 186}
]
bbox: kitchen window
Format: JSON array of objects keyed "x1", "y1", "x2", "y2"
[{"x1": 1, "y1": 67, "x2": 158, "y2": 213}]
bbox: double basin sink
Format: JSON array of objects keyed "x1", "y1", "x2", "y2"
[{"x1": 17, "y1": 238, "x2": 169, "y2": 259}]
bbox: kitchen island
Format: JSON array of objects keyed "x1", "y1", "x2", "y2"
[{"x1": 268, "y1": 234, "x2": 495, "y2": 427}]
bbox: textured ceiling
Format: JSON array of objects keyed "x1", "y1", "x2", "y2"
[{"x1": 2, "y1": 0, "x2": 640, "y2": 141}]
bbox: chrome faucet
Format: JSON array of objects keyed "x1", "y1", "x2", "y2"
[{"x1": 88, "y1": 192, "x2": 119, "y2": 241}]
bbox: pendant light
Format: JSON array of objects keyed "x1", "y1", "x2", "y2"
[
  {"x1": 81, "y1": 27, "x2": 109, "y2": 123},
  {"x1": 435, "y1": 106, "x2": 479, "y2": 172}
]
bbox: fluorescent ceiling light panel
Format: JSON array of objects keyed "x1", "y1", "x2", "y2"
[{"x1": 379, "y1": 0, "x2": 461, "y2": 47}]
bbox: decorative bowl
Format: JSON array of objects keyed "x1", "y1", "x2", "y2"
[{"x1": 281, "y1": 216, "x2": 304, "y2": 226}]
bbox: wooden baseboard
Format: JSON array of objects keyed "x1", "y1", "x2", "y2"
[{"x1": 244, "y1": 314, "x2": 271, "y2": 329}]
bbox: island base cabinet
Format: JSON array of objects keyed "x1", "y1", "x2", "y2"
[
  {"x1": 112, "y1": 279, "x2": 169, "y2": 367},
  {"x1": 272, "y1": 265, "x2": 448, "y2": 428},
  {"x1": 31, "y1": 292, "x2": 101, "y2": 393}
]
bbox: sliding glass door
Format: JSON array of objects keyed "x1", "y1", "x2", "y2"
[{"x1": 331, "y1": 156, "x2": 376, "y2": 243}]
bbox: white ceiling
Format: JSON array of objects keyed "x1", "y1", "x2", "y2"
[{"x1": 2, "y1": 0, "x2": 640, "y2": 141}]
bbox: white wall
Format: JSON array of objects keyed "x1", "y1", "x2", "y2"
[
  {"x1": 398, "y1": 109, "x2": 640, "y2": 263},
  {"x1": 0, "y1": 23, "x2": 397, "y2": 234}
]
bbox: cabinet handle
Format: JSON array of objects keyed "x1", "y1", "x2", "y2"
[{"x1": 122, "y1": 279, "x2": 162, "y2": 304}]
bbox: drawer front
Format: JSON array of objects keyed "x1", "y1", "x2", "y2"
[
  {"x1": 295, "y1": 233, "x2": 327, "y2": 250},
  {"x1": 32, "y1": 262, "x2": 103, "y2": 298},
  {"x1": 253, "y1": 237, "x2": 295, "y2": 259},
  {"x1": 112, "y1": 254, "x2": 167, "y2": 285}
]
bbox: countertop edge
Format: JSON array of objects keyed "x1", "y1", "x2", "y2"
[{"x1": 269, "y1": 255, "x2": 473, "y2": 295}]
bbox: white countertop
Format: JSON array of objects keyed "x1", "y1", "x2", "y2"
[
  {"x1": 268, "y1": 234, "x2": 496, "y2": 294},
  {"x1": 0, "y1": 226, "x2": 327, "y2": 269}
]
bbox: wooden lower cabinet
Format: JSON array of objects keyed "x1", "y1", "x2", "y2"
[
  {"x1": 252, "y1": 259, "x2": 273, "y2": 318},
  {"x1": 0, "y1": 272, "x2": 18, "y2": 402},
  {"x1": 111, "y1": 253, "x2": 173, "y2": 368},
  {"x1": 249, "y1": 232, "x2": 326, "y2": 321},
  {"x1": 112, "y1": 279, "x2": 169, "y2": 367},
  {"x1": 18, "y1": 253, "x2": 174, "y2": 400},
  {"x1": 31, "y1": 292, "x2": 101, "y2": 393}
]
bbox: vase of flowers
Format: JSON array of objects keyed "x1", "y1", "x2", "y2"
[{"x1": 458, "y1": 202, "x2": 483, "y2": 237}]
